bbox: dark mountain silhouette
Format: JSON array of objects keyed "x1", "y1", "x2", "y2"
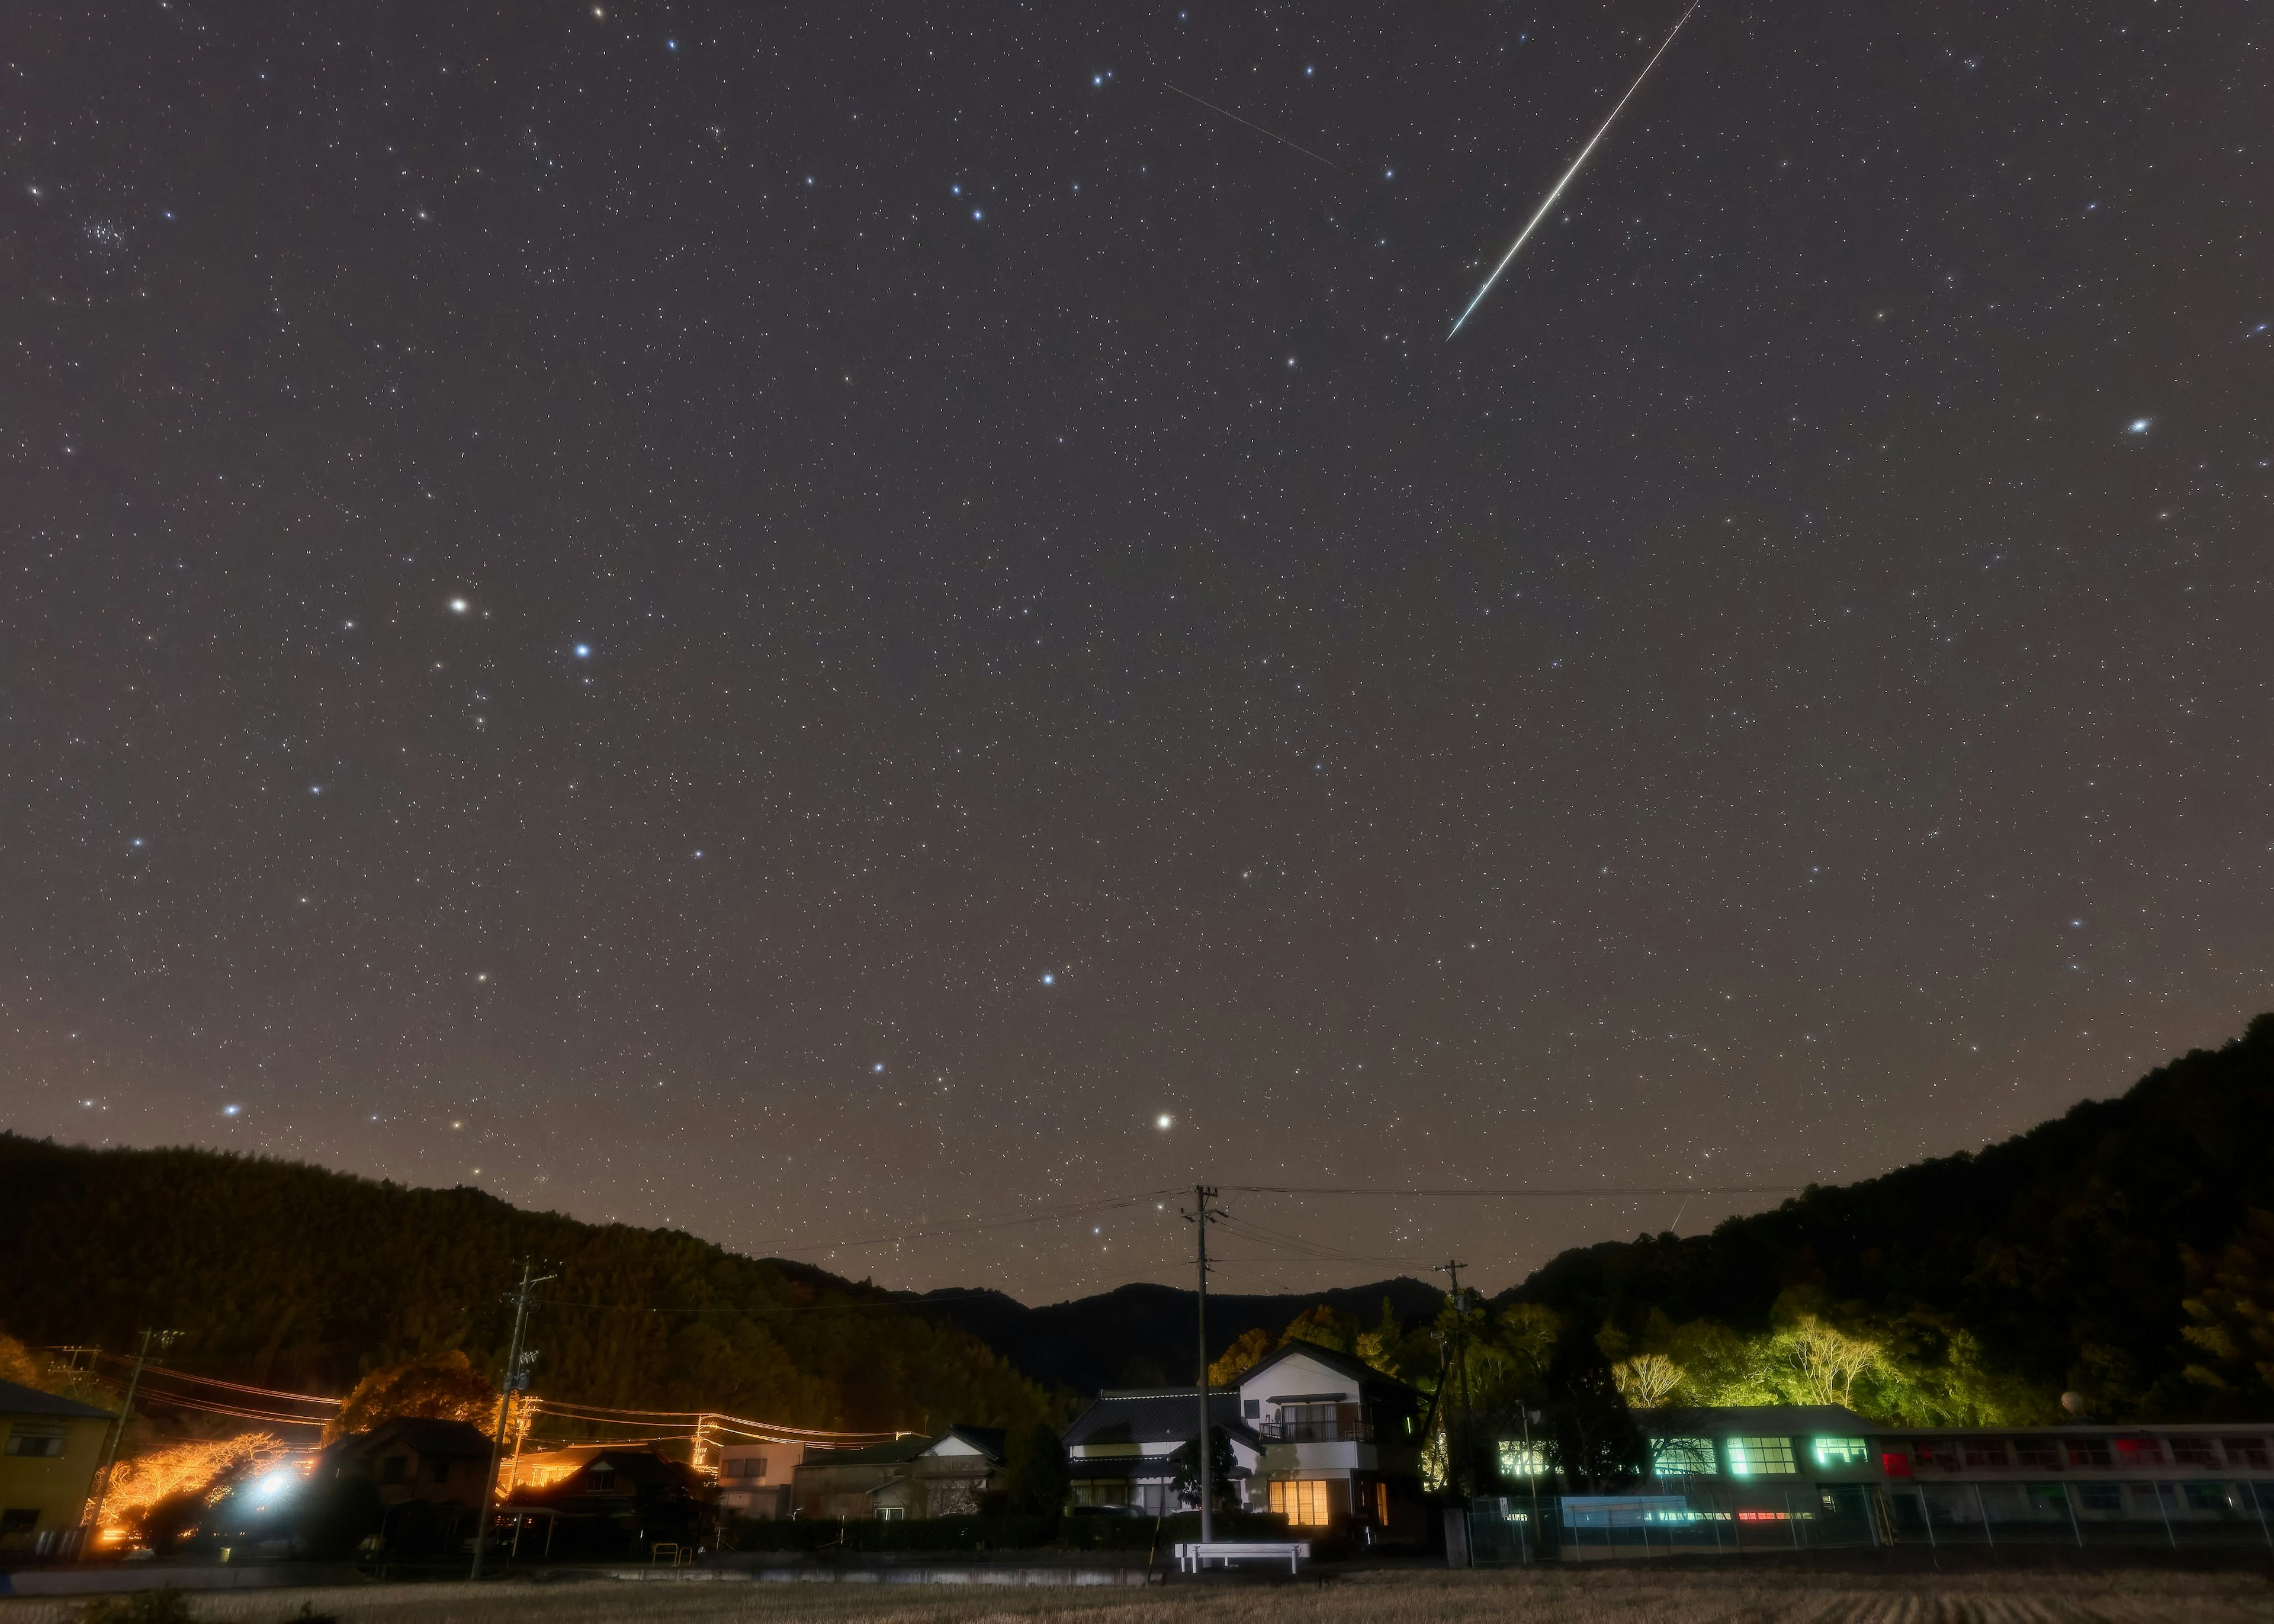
[
  {"x1": 0, "y1": 1135, "x2": 1054, "y2": 1433},
  {"x1": 7, "y1": 1014, "x2": 2269, "y2": 1429},
  {"x1": 1503, "y1": 1013, "x2": 2274, "y2": 1419},
  {"x1": 905, "y1": 1278, "x2": 1446, "y2": 1396}
]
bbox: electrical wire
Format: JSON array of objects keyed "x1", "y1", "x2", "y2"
[{"x1": 104, "y1": 1357, "x2": 343, "y2": 1406}]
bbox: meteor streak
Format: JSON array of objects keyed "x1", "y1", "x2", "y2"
[{"x1": 1448, "y1": 0, "x2": 1703, "y2": 339}]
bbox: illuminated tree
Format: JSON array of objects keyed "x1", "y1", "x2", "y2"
[
  {"x1": 322, "y1": 1350, "x2": 497, "y2": 1445},
  {"x1": 1206, "y1": 1328, "x2": 1272, "y2": 1387},
  {"x1": 1613, "y1": 1353, "x2": 1684, "y2": 1408},
  {"x1": 2181, "y1": 1207, "x2": 2274, "y2": 1402},
  {"x1": 1777, "y1": 1315, "x2": 1880, "y2": 1408}
]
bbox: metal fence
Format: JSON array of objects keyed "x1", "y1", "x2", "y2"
[{"x1": 1464, "y1": 1481, "x2": 2274, "y2": 1562}]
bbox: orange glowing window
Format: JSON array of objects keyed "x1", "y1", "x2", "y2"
[{"x1": 1269, "y1": 1479, "x2": 1334, "y2": 1526}]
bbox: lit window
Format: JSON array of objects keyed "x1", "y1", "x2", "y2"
[
  {"x1": 1652, "y1": 1438, "x2": 1719, "y2": 1477},
  {"x1": 875, "y1": 1506, "x2": 904, "y2": 1521},
  {"x1": 1811, "y1": 1437, "x2": 1870, "y2": 1469},
  {"x1": 1268, "y1": 1478, "x2": 1334, "y2": 1526},
  {"x1": 1726, "y1": 1437, "x2": 1797, "y2": 1477},
  {"x1": 1497, "y1": 1440, "x2": 1549, "y2": 1478}
]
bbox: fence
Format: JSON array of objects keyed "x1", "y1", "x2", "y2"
[{"x1": 1464, "y1": 1481, "x2": 2274, "y2": 1562}]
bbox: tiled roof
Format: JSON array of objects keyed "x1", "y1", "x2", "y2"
[
  {"x1": 800, "y1": 1433, "x2": 937, "y2": 1467},
  {"x1": 933, "y1": 1424, "x2": 1006, "y2": 1462},
  {"x1": 1062, "y1": 1390, "x2": 1249, "y2": 1448},
  {"x1": 1642, "y1": 1405, "x2": 1877, "y2": 1436},
  {"x1": 331, "y1": 1416, "x2": 493, "y2": 1458},
  {"x1": 1237, "y1": 1341, "x2": 1414, "y2": 1397},
  {"x1": 0, "y1": 1378, "x2": 112, "y2": 1421}
]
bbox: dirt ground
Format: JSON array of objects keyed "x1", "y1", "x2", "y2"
[{"x1": 7, "y1": 1568, "x2": 2274, "y2": 1624}]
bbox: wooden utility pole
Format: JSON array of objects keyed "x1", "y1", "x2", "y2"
[
  {"x1": 472, "y1": 1260, "x2": 554, "y2": 1580},
  {"x1": 83, "y1": 1329, "x2": 177, "y2": 1552},
  {"x1": 1434, "y1": 1260, "x2": 1473, "y2": 1498},
  {"x1": 1183, "y1": 1185, "x2": 1224, "y2": 1541}
]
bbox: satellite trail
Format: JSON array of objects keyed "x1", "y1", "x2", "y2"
[
  {"x1": 1448, "y1": 0, "x2": 1703, "y2": 339},
  {"x1": 1162, "y1": 81, "x2": 1337, "y2": 169}
]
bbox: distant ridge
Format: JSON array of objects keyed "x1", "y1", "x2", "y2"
[
  {"x1": 1504, "y1": 1014, "x2": 2274, "y2": 1419},
  {"x1": 903, "y1": 1278, "x2": 1446, "y2": 1395}
]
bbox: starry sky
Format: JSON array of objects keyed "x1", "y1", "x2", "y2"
[{"x1": 5, "y1": 0, "x2": 2269, "y2": 1305}]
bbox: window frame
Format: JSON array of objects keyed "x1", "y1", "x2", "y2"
[{"x1": 1725, "y1": 1436, "x2": 1798, "y2": 1478}]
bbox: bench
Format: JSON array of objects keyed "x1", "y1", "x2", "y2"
[{"x1": 1171, "y1": 1541, "x2": 1312, "y2": 1574}]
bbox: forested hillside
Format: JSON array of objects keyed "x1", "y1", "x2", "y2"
[
  {"x1": 909, "y1": 1278, "x2": 1446, "y2": 1395},
  {"x1": 0, "y1": 1136, "x2": 1054, "y2": 1433},
  {"x1": 1504, "y1": 1013, "x2": 2274, "y2": 1422}
]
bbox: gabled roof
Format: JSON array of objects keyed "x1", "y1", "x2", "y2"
[
  {"x1": 1235, "y1": 1340, "x2": 1413, "y2": 1397},
  {"x1": 1641, "y1": 1405, "x2": 1878, "y2": 1437},
  {"x1": 0, "y1": 1378, "x2": 113, "y2": 1422},
  {"x1": 926, "y1": 1425, "x2": 1006, "y2": 1462},
  {"x1": 331, "y1": 1416, "x2": 493, "y2": 1458},
  {"x1": 796, "y1": 1433, "x2": 936, "y2": 1468},
  {"x1": 1062, "y1": 1390, "x2": 1251, "y2": 1449}
]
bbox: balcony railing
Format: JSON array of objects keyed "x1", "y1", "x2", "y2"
[{"x1": 1258, "y1": 1418, "x2": 1374, "y2": 1444}]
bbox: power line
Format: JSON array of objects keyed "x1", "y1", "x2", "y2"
[{"x1": 98, "y1": 1357, "x2": 343, "y2": 1407}]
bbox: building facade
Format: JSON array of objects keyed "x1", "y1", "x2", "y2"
[
  {"x1": 1489, "y1": 1406, "x2": 2274, "y2": 1548},
  {"x1": 1236, "y1": 1344, "x2": 1425, "y2": 1535},
  {"x1": 713, "y1": 1439, "x2": 808, "y2": 1520},
  {"x1": 0, "y1": 1378, "x2": 114, "y2": 1557},
  {"x1": 1062, "y1": 1390, "x2": 1257, "y2": 1515},
  {"x1": 790, "y1": 1427, "x2": 1004, "y2": 1520}
]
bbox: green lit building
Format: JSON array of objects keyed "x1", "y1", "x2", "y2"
[{"x1": 1489, "y1": 1404, "x2": 2274, "y2": 1552}]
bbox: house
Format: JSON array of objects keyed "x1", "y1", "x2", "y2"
[
  {"x1": 714, "y1": 1439, "x2": 809, "y2": 1521},
  {"x1": 791, "y1": 1427, "x2": 1004, "y2": 1520},
  {"x1": 1061, "y1": 1390, "x2": 1258, "y2": 1516},
  {"x1": 0, "y1": 1378, "x2": 115, "y2": 1557},
  {"x1": 315, "y1": 1416, "x2": 494, "y2": 1559},
  {"x1": 320, "y1": 1416, "x2": 493, "y2": 1512},
  {"x1": 505, "y1": 1446, "x2": 712, "y2": 1557},
  {"x1": 1235, "y1": 1343, "x2": 1426, "y2": 1533}
]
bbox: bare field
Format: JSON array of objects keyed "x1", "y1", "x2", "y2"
[{"x1": 7, "y1": 1570, "x2": 2274, "y2": 1624}]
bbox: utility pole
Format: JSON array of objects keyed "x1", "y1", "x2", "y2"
[
  {"x1": 1434, "y1": 1261, "x2": 1473, "y2": 1498},
  {"x1": 1183, "y1": 1184, "x2": 1224, "y2": 1542},
  {"x1": 83, "y1": 1329, "x2": 177, "y2": 1554},
  {"x1": 472, "y1": 1260, "x2": 554, "y2": 1580}
]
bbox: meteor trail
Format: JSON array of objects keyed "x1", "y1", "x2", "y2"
[
  {"x1": 1161, "y1": 81, "x2": 1337, "y2": 169},
  {"x1": 1448, "y1": 0, "x2": 1703, "y2": 339}
]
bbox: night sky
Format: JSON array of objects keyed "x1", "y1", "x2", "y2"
[{"x1": 7, "y1": 1, "x2": 2268, "y2": 1305}]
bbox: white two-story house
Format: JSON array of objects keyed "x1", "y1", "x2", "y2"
[{"x1": 1235, "y1": 1342, "x2": 1425, "y2": 1535}]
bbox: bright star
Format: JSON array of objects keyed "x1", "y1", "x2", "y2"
[
  {"x1": 223, "y1": 1105, "x2": 240, "y2": 1116},
  {"x1": 450, "y1": 598, "x2": 469, "y2": 612},
  {"x1": 1157, "y1": 1114, "x2": 1173, "y2": 1130},
  {"x1": 2128, "y1": 419, "x2": 2150, "y2": 433},
  {"x1": 873, "y1": 1062, "x2": 885, "y2": 1073},
  {"x1": 574, "y1": 644, "x2": 590, "y2": 658},
  {"x1": 972, "y1": 208, "x2": 983, "y2": 220},
  {"x1": 1040, "y1": 972, "x2": 1055, "y2": 985}
]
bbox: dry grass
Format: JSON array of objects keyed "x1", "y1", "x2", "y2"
[{"x1": 5, "y1": 1568, "x2": 2273, "y2": 1624}]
